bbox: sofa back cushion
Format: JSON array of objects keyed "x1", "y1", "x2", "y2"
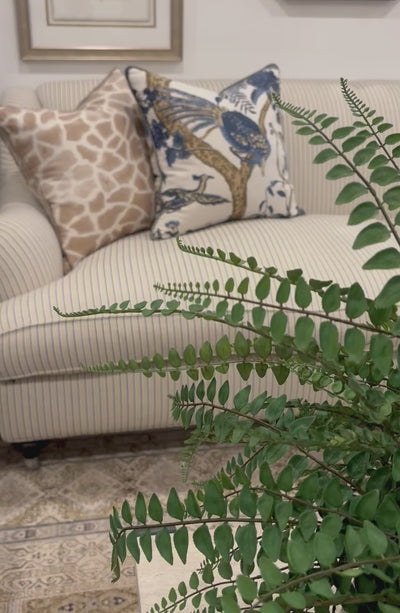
[{"x1": 0, "y1": 69, "x2": 155, "y2": 268}]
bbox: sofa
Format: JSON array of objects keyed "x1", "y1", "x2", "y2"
[{"x1": 0, "y1": 68, "x2": 398, "y2": 454}]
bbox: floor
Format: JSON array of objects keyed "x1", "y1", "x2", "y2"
[{"x1": 0, "y1": 430, "x2": 238, "y2": 613}]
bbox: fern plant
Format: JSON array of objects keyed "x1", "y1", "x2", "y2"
[{"x1": 57, "y1": 79, "x2": 400, "y2": 612}]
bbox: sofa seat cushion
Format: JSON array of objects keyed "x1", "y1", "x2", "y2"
[
  {"x1": 0, "y1": 214, "x2": 394, "y2": 382},
  {"x1": 0, "y1": 69, "x2": 155, "y2": 269}
]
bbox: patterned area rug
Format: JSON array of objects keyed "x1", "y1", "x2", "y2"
[{"x1": 0, "y1": 431, "x2": 239, "y2": 613}]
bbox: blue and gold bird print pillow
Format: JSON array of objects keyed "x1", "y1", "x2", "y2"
[{"x1": 126, "y1": 64, "x2": 300, "y2": 239}]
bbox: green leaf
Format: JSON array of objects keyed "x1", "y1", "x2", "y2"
[
  {"x1": 270, "y1": 311, "x2": 287, "y2": 342},
  {"x1": 237, "y1": 277, "x2": 249, "y2": 295},
  {"x1": 274, "y1": 500, "x2": 292, "y2": 531},
  {"x1": 297, "y1": 125, "x2": 315, "y2": 135},
  {"x1": 256, "y1": 275, "x2": 271, "y2": 300},
  {"x1": 183, "y1": 343, "x2": 196, "y2": 366},
  {"x1": 364, "y1": 248, "x2": 400, "y2": 270},
  {"x1": 252, "y1": 306, "x2": 266, "y2": 329},
  {"x1": 168, "y1": 348, "x2": 181, "y2": 368},
  {"x1": 204, "y1": 481, "x2": 227, "y2": 517},
  {"x1": 207, "y1": 378, "x2": 217, "y2": 402},
  {"x1": 265, "y1": 394, "x2": 287, "y2": 422},
  {"x1": 214, "y1": 522, "x2": 233, "y2": 560},
  {"x1": 385, "y1": 132, "x2": 400, "y2": 145},
  {"x1": 322, "y1": 283, "x2": 341, "y2": 313},
  {"x1": 116, "y1": 532, "x2": 126, "y2": 563},
  {"x1": 173, "y1": 526, "x2": 188, "y2": 563},
  {"x1": 295, "y1": 316, "x2": 314, "y2": 350},
  {"x1": 310, "y1": 578, "x2": 334, "y2": 598},
  {"x1": 261, "y1": 525, "x2": 282, "y2": 561},
  {"x1": 235, "y1": 523, "x2": 257, "y2": 565},
  {"x1": 309, "y1": 134, "x2": 326, "y2": 145},
  {"x1": 378, "y1": 605, "x2": 400, "y2": 613},
  {"x1": 239, "y1": 486, "x2": 257, "y2": 517},
  {"x1": 345, "y1": 526, "x2": 365, "y2": 559},
  {"x1": 313, "y1": 148, "x2": 338, "y2": 164},
  {"x1": 332, "y1": 126, "x2": 355, "y2": 139},
  {"x1": 368, "y1": 154, "x2": 388, "y2": 169},
  {"x1": 319, "y1": 321, "x2": 339, "y2": 360},
  {"x1": 342, "y1": 135, "x2": 369, "y2": 151},
  {"x1": 257, "y1": 494, "x2": 274, "y2": 521},
  {"x1": 258, "y1": 556, "x2": 284, "y2": 589},
  {"x1": 126, "y1": 531, "x2": 140, "y2": 563},
  {"x1": 370, "y1": 334, "x2": 393, "y2": 376},
  {"x1": 353, "y1": 147, "x2": 376, "y2": 166},
  {"x1": 281, "y1": 592, "x2": 306, "y2": 610},
  {"x1": 234, "y1": 332, "x2": 251, "y2": 358},
  {"x1": 370, "y1": 166, "x2": 400, "y2": 186},
  {"x1": 185, "y1": 489, "x2": 202, "y2": 518},
  {"x1": 236, "y1": 575, "x2": 257, "y2": 603},
  {"x1": 218, "y1": 381, "x2": 230, "y2": 405},
  {"x1": 287, "y1": 537, "x2": 314, "y2": 573},
  {"x1": 348, "y1": 201, "x2": 377, "y2": 225},
  {"x1": 295, "y1": 277, "x2": 312, "y2": 308},
  {"x1": 326, "y1": 164, "x2": 354, "y2": 179},
  {"x1": 148, "y1": 494, "x2": 163, "y2": 523},
  {"x1": 199, "y1": 341, "x2": 213, "y2": 364},
  {"x1": 260, "y1": 603, "x2": 285, "y2": 613},
  {"x1": 193, "y1": 524, "x2": 215, "y2": 561},
  {"x1": 335, "y1": 182, "x2": 368, "y2": 205},
  {"x1": 215, "y1": 336, "x2": 232, "y2": 361},
  {"x1": 392, "y1": 450, "x2": 400, "y2": 481},
  {"x1": 121, "y1": 500, "x2": 132, "y2": 524},
  {"x1": 383, "y1": 185, "x2": 400, "y2": 209},
  {"x1": 319, "y1": 116, "x2": 338, "y2": 128},
  {"x1": 287, "y1": 268, "x2": 303, "y2": 282},
  {"x1": 135, "y1": 493, "x2": 147, "y2": 524},
  {"x1": 299, "y1": 509, "x2": 318, "y2": 541},
  {"x1": 231, "y1": 302, "x2": 245, "y2": 324},
  {"x1": 346, "y1": 450, "x2": 369, "y2": 479},
  {"x1": 323, "y1": 478, "x2": 343, "y2": 508},
  {"x1": 155, "y1": 528, "x2": 173, "y2": 565},
  {"x1": 276, "y1": 278, "x2": 291, "y2": 304},
  {"x1": 225, "y1": 277, "x2": 235, "y2": 292},
  {"x1": 276, "y1": 465, "x2": 294, "y2": 491},
  {"x1": 376, "y1": 494, "x2": 400, "y2": 530},
  {"x1": 254, "y1": 337, "x2": 272, "y2": 359},
  {"x1": 221, "y1": 593, "x2": 240, "y2": 613},
  {"x1": 314, "y1": 531, "x2": 337, "y2": 567},
  {"x1": 167, "y1": 488, "x2": 185, "y2": 521},
  {"x1": 139, "y1": 530, "x2": 152, "y2": 562},
  {"x1": 233, "y1": 385, "x2": 251, "y2": 410},
  {"x1": 272, "y1": 364, "x2": 290, "y2": 384},
  {"x1": 353, "y1": 222, "x2": 390, "y2": 250},
  {"x1": 345, "y1": 282, "x2": 368, "y2": 319},
  {"x1": 375, "y1": 275, "x2": 400, "y2": 307},
  {"x1": 363, "y1": 520, "x2": 387, "y2": 556}
]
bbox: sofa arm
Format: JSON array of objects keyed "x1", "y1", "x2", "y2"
[{"x1": 0, "y1": 174, "x2": 63, "y2": 301}]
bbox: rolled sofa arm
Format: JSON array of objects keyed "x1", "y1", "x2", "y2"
[{"x1": 0, "y1": 174, "x2": 63, "y2": 301}]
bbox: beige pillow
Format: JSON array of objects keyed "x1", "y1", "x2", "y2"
[{"x1": 0, "y1": 69, "x2": 155, "y2": 268}]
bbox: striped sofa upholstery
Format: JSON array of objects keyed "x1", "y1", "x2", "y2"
[{"x1": 0, "y1": 76, "x2": 398, "y2": 444}]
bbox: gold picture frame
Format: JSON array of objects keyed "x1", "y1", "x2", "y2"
[{"x1": 16, "y1": 0, "x2": 183, "y2": 61}]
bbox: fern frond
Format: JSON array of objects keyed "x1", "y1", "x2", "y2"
[
  {"x1": 54, "y1": 300, "x2": 145, "y2": 318},
  {"x1": 340, "y1": 77, "x2": 374, "y2": 119},
  {"x1": 272, "y1": 94, "x2": 318, "y2": 123},
  {"x1": 179, "y1": 429, "x2": 213, "y2": 483}
]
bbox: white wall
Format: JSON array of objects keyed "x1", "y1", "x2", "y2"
[{"x1": 1, "y1": 0, "x2": 400, "y2": 94}]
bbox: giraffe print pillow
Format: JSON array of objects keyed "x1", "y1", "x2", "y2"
[
  {"x1": 0, "y1": 69, "x2": 155, "y2": 268},
  {"x1": 125, "y1": 64, "x2": 300, "y2": 240}
]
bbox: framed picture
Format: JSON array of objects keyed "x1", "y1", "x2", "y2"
[{"x1": 15, "y1": 0, "x2": 183, "y2": 61}]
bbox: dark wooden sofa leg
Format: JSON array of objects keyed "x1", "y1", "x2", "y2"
[{"x1": 12, "y1": 440, "x2": 49, "y2": 468}]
